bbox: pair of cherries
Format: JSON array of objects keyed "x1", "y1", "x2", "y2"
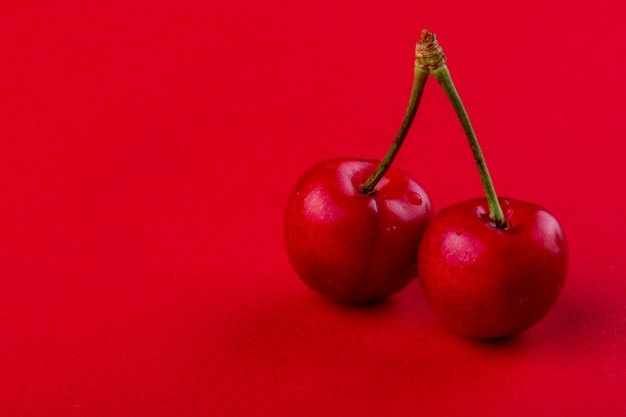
[{"x1": 284, "y1": 30, "x2": 568, "y2": 339}]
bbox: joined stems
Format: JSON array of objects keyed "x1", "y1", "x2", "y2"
[{"x1": 361, "y1": 29, "x2": 508, "y2": 230}]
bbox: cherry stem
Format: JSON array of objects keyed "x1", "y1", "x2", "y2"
[
  {"x1": 423, "y1": 30, "x2": 508, "y2": 229},
  {"x1": 359, "y1": 58, "x2": 430, "y2": 195}
]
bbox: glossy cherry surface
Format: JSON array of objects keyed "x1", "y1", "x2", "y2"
[
  {"x1": 417, "y1": 197, "x2": 568, "y2": 339},
  {"x1": 285, "y1": 157, "x2": 432, "y2": 303}
]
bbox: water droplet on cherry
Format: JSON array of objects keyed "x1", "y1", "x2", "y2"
[
  {"x1": 519, "y1": 297, "x2": 529, "y2": 306},
  {"x1": 407, "y1": 192, "x2": 422, "y2": 205}
]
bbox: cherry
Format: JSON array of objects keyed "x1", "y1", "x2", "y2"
[
  {"x1": 415, "y1": 30, "x2": 569, "y2": 338},
  {"x1": 284, "y1": 36, "x2": 436, "y2": 303},
  {"x1": 285, "y1": 158, "x2": 431, "y2": 303},
  {"x1": 418, "y1": 198, "x2": 567, "y2": 338}
]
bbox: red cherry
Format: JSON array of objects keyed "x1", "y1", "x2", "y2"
[
  {"x1": 285, "y1": 157, "x2": 432, "y2": 303},
  {"x1": 417, "y1": 198, "x2": 568, "y2": 338}
]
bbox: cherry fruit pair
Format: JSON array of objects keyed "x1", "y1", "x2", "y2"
[{"x1": 284, "y1": 30, "x2": 568, "y2": 339}]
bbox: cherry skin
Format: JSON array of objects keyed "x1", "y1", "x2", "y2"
[
  {"x1": 417, "y1": 197, "x2": 568, "y2": 339},
  {"x1": 285, "y1": 157, "x2": 432, "y2": 304}
]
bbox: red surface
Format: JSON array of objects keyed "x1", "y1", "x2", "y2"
[{"x1": 1, "y1": 1, "x2": 625, "y2": 415}]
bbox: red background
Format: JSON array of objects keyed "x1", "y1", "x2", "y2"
[{"x1": 1, "y1": 1, "x2": 625, "y2": 415}]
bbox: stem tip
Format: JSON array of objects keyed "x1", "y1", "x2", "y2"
[
  {"x1": 415, "y1": 29, "x2": 446, "y2": 71},
  {"x1": 419, "y1": 29, "x2": 436, "y2": 43}
]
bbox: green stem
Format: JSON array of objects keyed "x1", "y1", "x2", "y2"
[
  {"x1": 360, "y1": 64, "x2": 430, "y2": 195},
  {"x1": 431, "y1": 64, "x2": 508, "y2": 228}
]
